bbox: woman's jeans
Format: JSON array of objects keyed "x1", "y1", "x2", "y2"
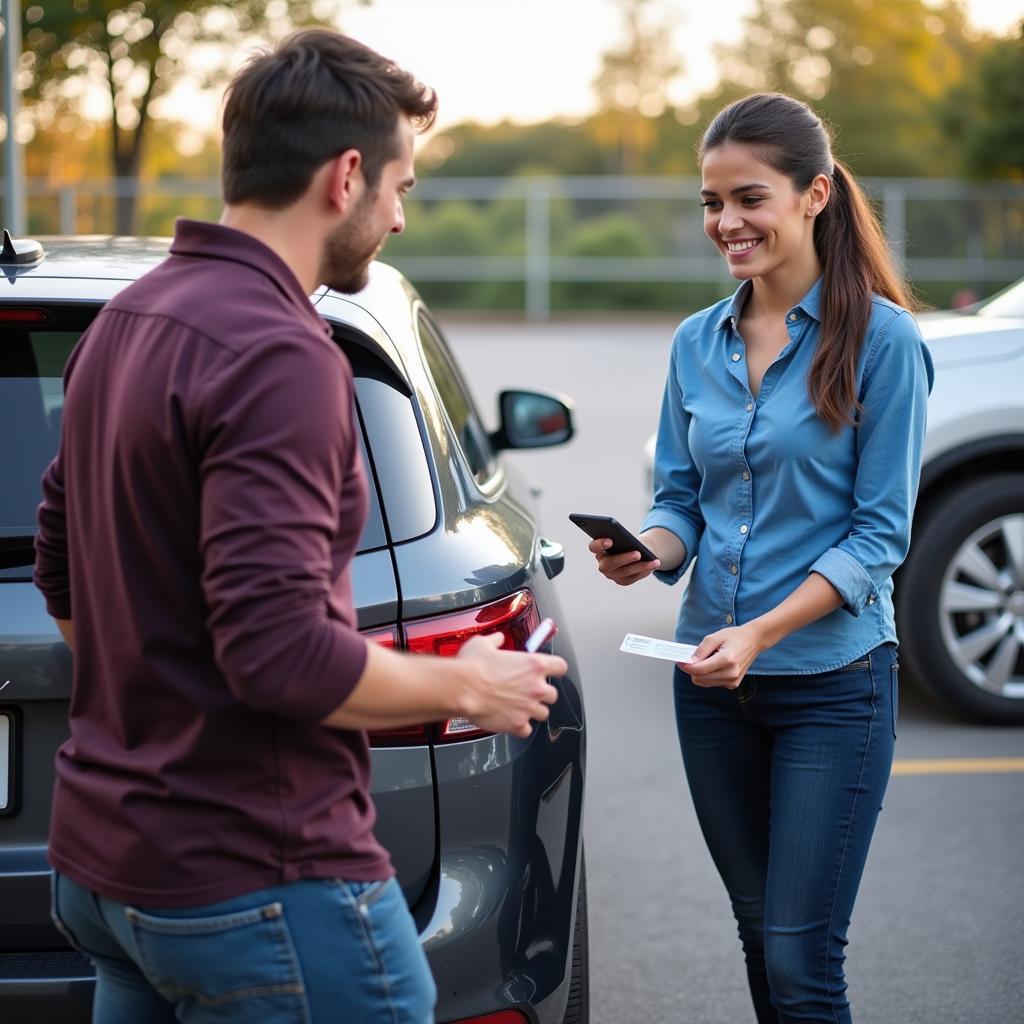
[
  {"x1": 675, "y1": 642, "x2": 898, "y2": 1024},
  {"x1": 51, "y1": 871, "x2": 436, "y2": 1024}
]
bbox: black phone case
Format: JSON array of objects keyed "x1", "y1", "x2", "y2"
[{"x1": 568, "y1": 514, "x2": 657, "y2": 561}]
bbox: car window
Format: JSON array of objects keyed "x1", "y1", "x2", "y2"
[
  {"x1": 1, "y1": 311, "x2": 90, "y2": 580},
  {"x1": 342, "y1": 339, "x2": 437, "y2": 544},
  {"x1": 1, "y1": 327, "x2": 85, "y2": 522},
  {"x1": 0, "y1": 307, "x2": 398, "y2": 580},
  {"x1": 415, "y1": 310, "x2": 497, "y2": 487}
]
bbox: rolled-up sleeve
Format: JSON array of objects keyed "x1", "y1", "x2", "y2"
[
  {"x1": 34, "y1": 449, "x2": 72, "y2": 621},
  {"x1": 809, "y1": 311, "x2": 934, "y2": 615},
  {"x1": 198, "y1": 340, "x2": 368, "y2": 723},
  {"x1": 642, "y1": 335, "x2": 706, "y2": 585}
]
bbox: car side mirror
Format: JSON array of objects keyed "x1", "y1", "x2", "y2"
[{"x1": 490, "y1": 389, "x2": 575, "y2": 451}]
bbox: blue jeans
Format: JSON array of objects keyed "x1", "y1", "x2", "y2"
[
  {"x1": 675, "y1": 642, "x2": 898, "y2": 1024},
  {"x1": 51, "y1": 872, "x2": 436, "y2": 1023}
]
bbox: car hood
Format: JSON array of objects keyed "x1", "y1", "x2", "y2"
[{"x1": 918, "y1": 313, "x2": 1024, "y2": 368}]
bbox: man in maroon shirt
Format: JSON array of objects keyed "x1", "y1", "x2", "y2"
[{"x1": 34, "y1": 30, "x2": 565, "y2": 1024}]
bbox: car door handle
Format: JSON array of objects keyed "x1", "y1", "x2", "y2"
[{"x1": 539, "y1": 537, "x2": 565, "y2": 579}]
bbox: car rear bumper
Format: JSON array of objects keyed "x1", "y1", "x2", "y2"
[
  {"x1": 1, "y1": 658, "x2": 586, "y2": 1024},
  {"x1": 0, "y1": 953, "x2": 95, "y2": 1022}
]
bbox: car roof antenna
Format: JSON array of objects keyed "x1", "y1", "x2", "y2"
[{"x1": 1, "y1": 230, "x2": 44, "y2": 278}]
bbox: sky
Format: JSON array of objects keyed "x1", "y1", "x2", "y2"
[
  {"x1": 338, "y1": 0, "x2": 1023, "y2": 130},
  {"x1": 146, "y1": 0, "x2": 1024, "y2": 149}
]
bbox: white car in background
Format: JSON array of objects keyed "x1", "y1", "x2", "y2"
[{"x1": 643, "y1": 279, "x2": 1024, "y2": 723}]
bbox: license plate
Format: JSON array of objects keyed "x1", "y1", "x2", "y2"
[{"x1": 0, "y1": 710, "x2": 15, "y2": 816}]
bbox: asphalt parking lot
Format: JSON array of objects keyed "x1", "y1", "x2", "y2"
[{"x1": 443, "y1": 314, "x2": 1024, "y2": 1024}]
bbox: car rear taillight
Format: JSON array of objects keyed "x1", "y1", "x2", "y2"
[
  {"x1": 0, "y1": 307, "x2": 49, "y2": 323},
  {"x1": 364, "y1": 591, "x2": 542, "y2": 747},
  {"x1": 405, "y1": 590, "x2": 541, "y2": 742},
  {"x1": 363, "y1": 626, "x2": 431, "y2": 747}
]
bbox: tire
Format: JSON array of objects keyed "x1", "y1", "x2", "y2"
[
  {"x1": 561, "y1": 852, "x2": 589, "y2": 1024},
  {"x1": 897, "y1": 473, "x2": 1024, "y2": 723}
]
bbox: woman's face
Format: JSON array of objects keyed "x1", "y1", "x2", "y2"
[{"x1": 700, "y1": 141, "x2": 826, "y2": 283}]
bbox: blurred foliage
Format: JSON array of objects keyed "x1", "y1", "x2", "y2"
[
  {"x1": 939, "y1": 21, "x2": 1024, "y2": 177},
  {"x1": 699, "y1": 0, "x2": 987, "y2": 176},
  {"x1": 425, "y1": 0, "x2": 1020, "y2": 181},
  {"x1": 591, "y1": 0, "x2": 682, "y2": 173},
  {"x1": 19, "y1": 0, "x2": 364, "y2": 230},
  {"x1": 419, "y1": 121, "x2": 617, "y2": 178},
  {"x1": 16, "y1": 0, "x2": 1024, "y2": 313}
]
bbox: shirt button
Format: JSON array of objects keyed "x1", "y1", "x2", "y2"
[
  {"x1": 788, "y1": 312, "x2": 797, "y2": 322},
  {"x1": 732, "y1": 353, "x2": 741, "y2": 362},
  {"x1": 725, "y1": 614, "x2": 734, "y2": 624},
  {"x1": 740, "y1": 524, "x2": 748, "y2": 534},
  {"x1": 730, "y1": 564, "x2": 738, "y2": 575},
  {"x1": 868, "y1": 594, "x2": 877, "y2": 605},
  {"x1": 745, "y1": 403, "x2": 753, "y2": 412},
  {"x1": 742, "y1": 470, "x2": 750, "y2": 481}
]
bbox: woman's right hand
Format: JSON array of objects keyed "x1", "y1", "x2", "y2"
[{"x1": 589, "y1": 535, "x2": 662, "y2": 587}]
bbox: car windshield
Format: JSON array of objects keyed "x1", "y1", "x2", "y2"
[{"x1": 976, "y1": 278, "x2": 1024, "y2": 319}]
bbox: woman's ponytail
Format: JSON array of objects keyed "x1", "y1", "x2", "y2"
[{"x1": 811, "y1": 161, "x2": 915, "y2": 430}]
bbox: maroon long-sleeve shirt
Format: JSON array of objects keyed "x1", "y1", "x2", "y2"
[{"x1": 34, "y1": 219, "x2": 392, "y2": 906}]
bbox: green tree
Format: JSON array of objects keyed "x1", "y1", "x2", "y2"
[
  {"x1": 700, "y1": 0, "x2": 985, "y2": 176},
  {"x1": 940, "y1": 21, "x2": 1024, "y2": 177},
  {"x1": 19, "y1": 0, "x2": 368, "y2": 233},
  {"x1": 590, "y1": 0, "x2": 683, "y2": 174},
  {"x1": 419, "y1": 120, "x2": 615, "y2": 178}
]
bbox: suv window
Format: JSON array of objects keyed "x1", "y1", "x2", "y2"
[
  {"x1": 0, "y1": 307, "x2": 400, "y2": 579},
  {"x1": 416, "y1": 310, "x2": 497, "y2": 486},
  {"x1": 1, "y1": 309, "x2": 91, "y2": 579}
]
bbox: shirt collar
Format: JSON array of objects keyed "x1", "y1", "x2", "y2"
[
  {"x1": 713, "y1": 275, "x2": 825, "y2": 331},
  {"x1": 168, "y1": 218, "x2": 330, "y2": 337},
  {"x1": 714, "y1": 280, "x2": 752, "y2": 332},
  {"x1": 795, "y1": 275, "x2": 824, "y2": 322}
]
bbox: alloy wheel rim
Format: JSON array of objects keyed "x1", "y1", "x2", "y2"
[{"x1": 939, "y1": 513, "x2": 1024, "y2": 699}]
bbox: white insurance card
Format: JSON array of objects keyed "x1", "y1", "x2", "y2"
[{"x1": 619, "y1": 633, "x2": 699, "y2": 663}]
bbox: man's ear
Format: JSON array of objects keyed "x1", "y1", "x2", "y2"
[{"x1": 326, "y1": 149, "x2": 363, "y2": 214}]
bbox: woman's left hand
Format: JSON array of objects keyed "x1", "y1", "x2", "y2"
[{"x1": 681, "y1": 624, "x2": 767, "y2": 689}]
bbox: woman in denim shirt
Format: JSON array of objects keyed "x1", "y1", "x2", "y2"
[{"x1": 589, "y1": 94, "x2": 933, "y2": 1023}]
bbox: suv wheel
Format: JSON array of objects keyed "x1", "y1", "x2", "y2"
[
  {"x1": 562, "y1": 852, "x2": 589, "y2": 1024},
  {"x1": 898, "y1": 474, "x2": 1024, "y2": 723}
]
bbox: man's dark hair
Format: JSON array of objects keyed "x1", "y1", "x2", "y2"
[{"x1": 222, "y1": 30, "x2": 437, "y2": 208}]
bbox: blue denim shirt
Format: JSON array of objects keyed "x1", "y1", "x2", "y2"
[{"x1": 641, "y1": 277, "x2": 934, "y2": 674}]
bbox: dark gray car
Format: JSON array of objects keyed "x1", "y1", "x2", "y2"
[{"x1": 0, "y1": 235, "x2": 588, "y2": 1024}]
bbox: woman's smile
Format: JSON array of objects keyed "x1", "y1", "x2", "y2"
[{"x1": 723, "y1": 237, "x2": 764, "y2": 259}]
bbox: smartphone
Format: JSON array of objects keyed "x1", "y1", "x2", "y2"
[{"x1": 568, "y1": 513, "x2": 657, "y2": 561}]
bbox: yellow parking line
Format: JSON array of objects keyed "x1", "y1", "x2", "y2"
[{"x1": 892, "y1": 758, "x2": 1024, "y2": 776}]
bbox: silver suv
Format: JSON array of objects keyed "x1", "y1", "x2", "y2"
[
  {"x1": 643, "y1": 279, "x2": 1024, "y2": 723},
  {"x1": 895, "y1": 280, "x2": 1024, "y2": 724}
]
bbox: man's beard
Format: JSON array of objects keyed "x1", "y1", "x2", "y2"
[{"x1": 320, "y1": 193, "x2": 387, "y2": 294}]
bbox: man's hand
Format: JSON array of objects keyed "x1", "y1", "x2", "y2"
[
  {"x1": 323, "y1": 632, "x2": 566, "y2": 734},
  {"x1": 455, "y1": 633, "x2": 565, "y2": 738},
  {"x1": 681, "y1": 623, "x2": 767, "y2": 690}
]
